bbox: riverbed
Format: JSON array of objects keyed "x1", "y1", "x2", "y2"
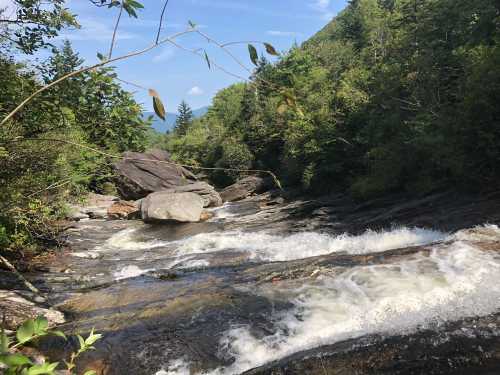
[{"x1": 30, "y1": 192, "x2": 500, "y2": 374}]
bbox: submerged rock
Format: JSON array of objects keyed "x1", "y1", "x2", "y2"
[
  {"x1": 221, "y1": 176, "x2": 272, "y2": 202},
  {"x1": 141, "y1": 191, "x2": 204, "y2": 223}
]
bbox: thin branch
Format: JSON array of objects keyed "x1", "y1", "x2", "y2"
[
  {"x1": 0, "y1": 29, "x2": 195, "y2": 127},
  {"x1": 0, "y1": 255, "x2": 46, "y2": 302},
  {"x1": 155, "y1": 0, "x2": 170, "y2": 44},
  {"x1": 5, "y1": 137, "x2": 283, "y2": 189},
  {"x1": 108, "y1": 0, "x2": 125, "y2": 59}
]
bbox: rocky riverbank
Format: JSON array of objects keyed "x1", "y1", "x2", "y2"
[{"x1": 4, "y1": 188, "x2": 492, "y2": 375}]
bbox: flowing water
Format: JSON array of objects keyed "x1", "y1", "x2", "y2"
[{"x1": 34, "y1": 198, "x2": 500, "y2": 374}]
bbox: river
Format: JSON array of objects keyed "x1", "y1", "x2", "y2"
[{"x1": 32, "y1": 193, "x2": 500, "y2": 374}]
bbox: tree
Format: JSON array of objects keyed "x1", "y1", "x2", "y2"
[
  {"x1": 175, "y1": 100, "x2": 193, "y2": 136},
  {"x1": 0, "y1": 0, "x2": 78, "y2": 54}
]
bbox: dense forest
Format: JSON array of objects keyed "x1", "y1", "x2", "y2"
[
  {"x1": 1, "y1": 0, "x2": 499, "y2": 252},
  {"x1": 165, "y1": 0, "x2": 500, "y2": 195}
]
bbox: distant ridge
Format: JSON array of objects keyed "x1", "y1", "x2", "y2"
[{"x1": 144, "y1": 106, "x2": 209, "y2": 133}]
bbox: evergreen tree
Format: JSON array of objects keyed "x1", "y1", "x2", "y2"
[{"x1": 175, "y1": 100, "x2": 193, "y2": 135}]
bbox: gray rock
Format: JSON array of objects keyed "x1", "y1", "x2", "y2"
[
  {"x1": 141, "y1": 192, "x2": 204, "y2": 223},
  {"x1": 114, "y1": 150, "x2": 197, "y2": 200},
  {"x1": 0, "y1": 290, "x2": 65, "y2": 331},
  {"x1": 221, "y1": 176, "x2": 273, "y2": 202},
  {"x1": 159, "y1": 182, "x2": 222, "y2": 208}
]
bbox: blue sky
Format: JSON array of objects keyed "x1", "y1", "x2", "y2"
[{"x1": 5, "y1": 0, "x2": 348, "y2": 112}]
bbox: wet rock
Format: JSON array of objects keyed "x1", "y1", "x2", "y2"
[
  {"x1": 0, "y1": 290, "x2": 65, "y2": 331},
  {"x1": 114, "y1": 149, "x2": 197, "y2": 200},
  {"x1": 221, "y1": 176, "x2": 272, "y2": 202},
  {"x1": 107, "y1": 200, "x2": 139, "y2": 220},
  {"x1": 141, "y1": 192, "x2": 204, "y2": 223}
]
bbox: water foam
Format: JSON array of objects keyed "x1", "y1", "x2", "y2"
[
  {"x1": 175, "y1": 227, "x2": 446, "y2": 262},
  {"x1": 160, "y1": 226, "x2": 500, "y2": 375}
]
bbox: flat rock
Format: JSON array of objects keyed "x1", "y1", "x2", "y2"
[{"x1": 0, "y1": 290, "x2": 65, "y2": 331}]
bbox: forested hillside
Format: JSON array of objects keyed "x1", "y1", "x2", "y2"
[{"x1": 166, "y1": 0, "x2": 500, "y2": 195}]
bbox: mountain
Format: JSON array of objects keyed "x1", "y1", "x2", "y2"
[{"x1": 144, "y1": 106, "x2": 209, "y2": 133}]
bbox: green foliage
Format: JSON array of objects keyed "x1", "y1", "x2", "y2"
[
  {"x1": 175, "y1": 101, "x2": 194, "y2": 136},
  {"x1": 0, "y1": 316, "x2": 100, "y2": 375},
  {"x1": 0, "y1": 40, "x2": 150, "y2": 251},
  {"x1": 0, "y1": 0, "x2": 79, "y2": 54},
  {"x1": 165, "y1": 0, "x2": 499, "y2": 196}
]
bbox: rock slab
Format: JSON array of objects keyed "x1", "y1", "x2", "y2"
[
  {"x1": 114, "y1": 150, "x2": 197, "y2": 201},
  {"x1": 221, "y1": 176, "x2": 272, "y2": 202},
  {"x1": 141, "y1": 192, "x2": 204, "y2": 223}
]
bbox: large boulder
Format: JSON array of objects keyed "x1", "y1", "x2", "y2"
[
  {"x1": 159, "y1": 182, "x2": 222, "y2": 208},
  {"x1": 220, "y1": 176, "x2": 273, "y2": 202},
  {"x1": 114, "y1": 150, "x2": 222, "y2": 207},
  {"x1": 114, "y1": 150, "x2": 197, "y2": 201},
  {"x1": 141, "y1": 192, "x2": 204, "y2": 223}
]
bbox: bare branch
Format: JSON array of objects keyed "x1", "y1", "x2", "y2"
[
  {"x1": 156, "y1": 0, "x2": 170, "y2": 44},
  {"x1": 0, "y1": 29, "x2": 195, "y2": 127},
  {"x1": 108, "y1": 0, "x2": 125, "y2": 59},
  {"x1": 4, "y1": 137, "x2": 283, "y2": 190}
]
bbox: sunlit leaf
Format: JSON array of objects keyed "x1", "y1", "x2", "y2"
[
  {"x1": 0, "y1": 353, "x2": 32, "y2": 366},
  {"x1": 248, "y1": 44, "x2": 259, "y2": 66},
  {"x1": 264, "y1": 43, "x2": 279, "y2": 56},
  {"x1": 149, "y1": 89, "x2": 166, "y2": 121},
  {"x1": 83, "y1": 371, "x2": 98, "y2": 375},
  {"x1": 33, "y1": 316, "x2": 48, "y2": 336},
  {"x1": 24, "y1": 362, "x2": 59, "y2": 375},
  {"x1": 77, "y1": 334, "x2": 85, "y2": 350},
  {"x1": 16, "y1": 319, "x2": 35, "y2": 344},
  {"x1": 277, "y1": 103, "x2": 288, "y2": 114}
]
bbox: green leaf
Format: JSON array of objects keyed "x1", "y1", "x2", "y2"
[
  {"x1": 188, "y1": 20, "x2": 196, "y2": 28},
  {"x1": 1, "y1": 332, "x2": 10, "y2": 353},
  {"x1": 83, "y1": 370, "x2": 97, "y2": 375},
  {"x1": 33, "y1": 316, "x2": 48, "y2": 336},
  {"x1": 149, "y1": 89, "x2": 166, "y2": 121},
  {"x1": 264, "y1": 43, "x2": 279, "y2": 56},
  {"x1": 248, "y1": 44, "x2": 259, "y2": 66},
  {"x1": 96, "y1": 52, "x2": 106, "y2": 61},
  {"x1": 84, "y1": 331, "x2": 102, "y2": 347},
  {"x1": 77, "y1": 334, "x2": 85, "y2": 350},
  {"x1": 204, "y1": 50, "x2": 211, "y2": 70},
  {"x1": 24, "y1": 362, "x2": 59, "y2": 375},
  {"x1": 16, "y1": 319, "x2": 35, "y2": 344},
  {"x1": 0, "y1": 353, "x2": 32, "y2": 366}
]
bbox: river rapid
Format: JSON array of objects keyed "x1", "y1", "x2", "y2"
[{"x1": 32, "y1": 193, "x2": 500, "y2": 374}]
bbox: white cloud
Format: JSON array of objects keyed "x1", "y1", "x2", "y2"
[
  {"x1": 57, "y1": 18, "x2": 137, "y2": 42},
  {"x1": 310, "y1": 0, "x2": 334, "y2": 21},
  {"x1": 187, "y1": 86, "x2": 204, "y2": 96},
  {"x1": 315, "y1": 0, "x2": 331, "y2": 10},
  {"x1": 152, "y1": 47, "x2": 175, "y2": 63},
  {"x1": 267, "y1": 30, "x2": 303, "y2": 37}
]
